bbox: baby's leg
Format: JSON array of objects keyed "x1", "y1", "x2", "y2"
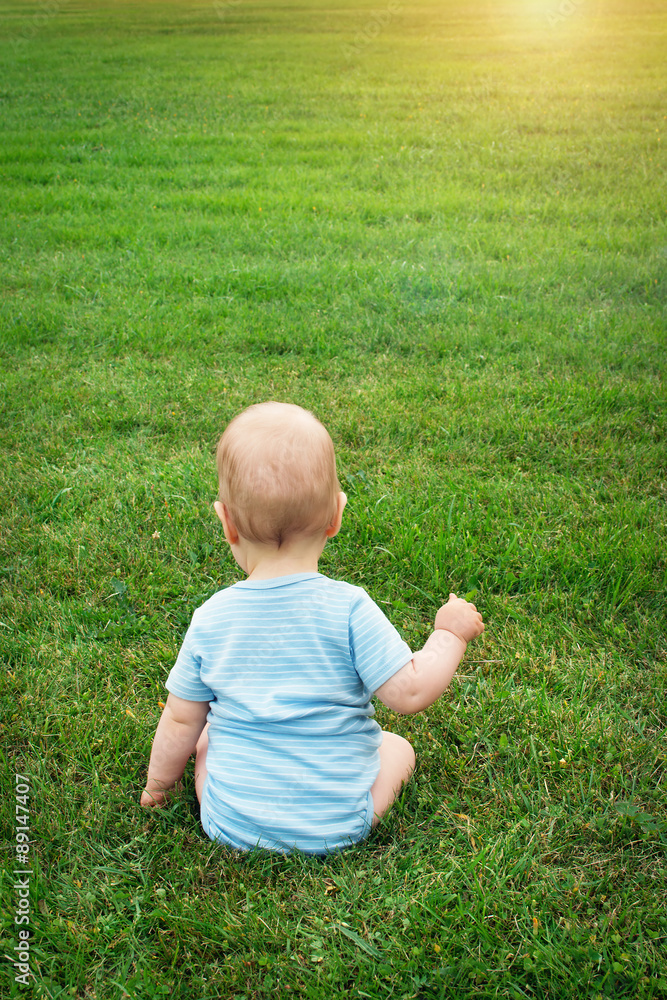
[
  {"x1": 370, "y1": 731, "x2": 416, "y2": 827},
  {"x1": 194, "y1": 724, "x2": 209, "y2": 804}
]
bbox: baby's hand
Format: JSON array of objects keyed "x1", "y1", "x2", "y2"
[{"x1": 434, "y1": 593, "x2": 484, "y2": 644}]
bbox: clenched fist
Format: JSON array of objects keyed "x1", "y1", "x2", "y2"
[{"x1": 434, "y1": 593, "x2": 484, "y2": 645}]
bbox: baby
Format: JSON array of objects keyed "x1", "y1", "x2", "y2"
[{"x1": 141, "y1": 401, "x2": 484, "y2": 854}]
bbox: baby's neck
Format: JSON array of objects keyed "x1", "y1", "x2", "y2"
[{"x1": 239, "y1": 534, "x2": 326, "y2": 581}]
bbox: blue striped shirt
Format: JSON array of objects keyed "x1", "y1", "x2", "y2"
[{"x1": 166, "y1": 572, "x2": 412, "y2": 854}]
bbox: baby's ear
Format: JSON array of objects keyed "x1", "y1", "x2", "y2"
[
  {"x1": 213, "y1": 500, "x2": 225, "y2": 525},
  {"x1": 214, "y1": 501, "x2": 239, "y2": 544},
  {"x1": 326, "y1": 491, "x2": 347, "y2": 538}
]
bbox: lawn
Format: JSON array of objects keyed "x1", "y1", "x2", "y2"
[{"x1": 0, "y1": 0, "x2": 666, "y2": 997}]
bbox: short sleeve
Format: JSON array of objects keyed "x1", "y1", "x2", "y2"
[
  {"x1": 166, "y1": 621, "x2": 216, "y2": 703},
  {"x1": 348, "y1": 589, "x2": 413, "y2": 694}
]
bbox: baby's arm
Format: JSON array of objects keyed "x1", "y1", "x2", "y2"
[
  {"x1": 141, "y1": 693, "x2": 209, "y2": 807},
  {"x1": 375, "y1": 594, "x2": 484, "y2": 715}
]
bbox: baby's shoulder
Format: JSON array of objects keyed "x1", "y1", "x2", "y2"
[
  {"x1": 189, "y1": 583, "x2": 239, "y2": 622},
  {"x1": 315, "y1": 575, "x2": 376, "y2": 611}
]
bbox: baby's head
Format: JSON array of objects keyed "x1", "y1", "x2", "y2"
[{"x1": 216, "y1": 402, "x2": 340, "y2": 548}]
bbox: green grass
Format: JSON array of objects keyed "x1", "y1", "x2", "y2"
[{"x1": 1, "y1": 0, "x2": 666, "y2": 997}]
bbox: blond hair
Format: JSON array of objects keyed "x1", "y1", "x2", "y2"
[{"x1": 216, "y1": 402, "x2": 340, "y2": 547}]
